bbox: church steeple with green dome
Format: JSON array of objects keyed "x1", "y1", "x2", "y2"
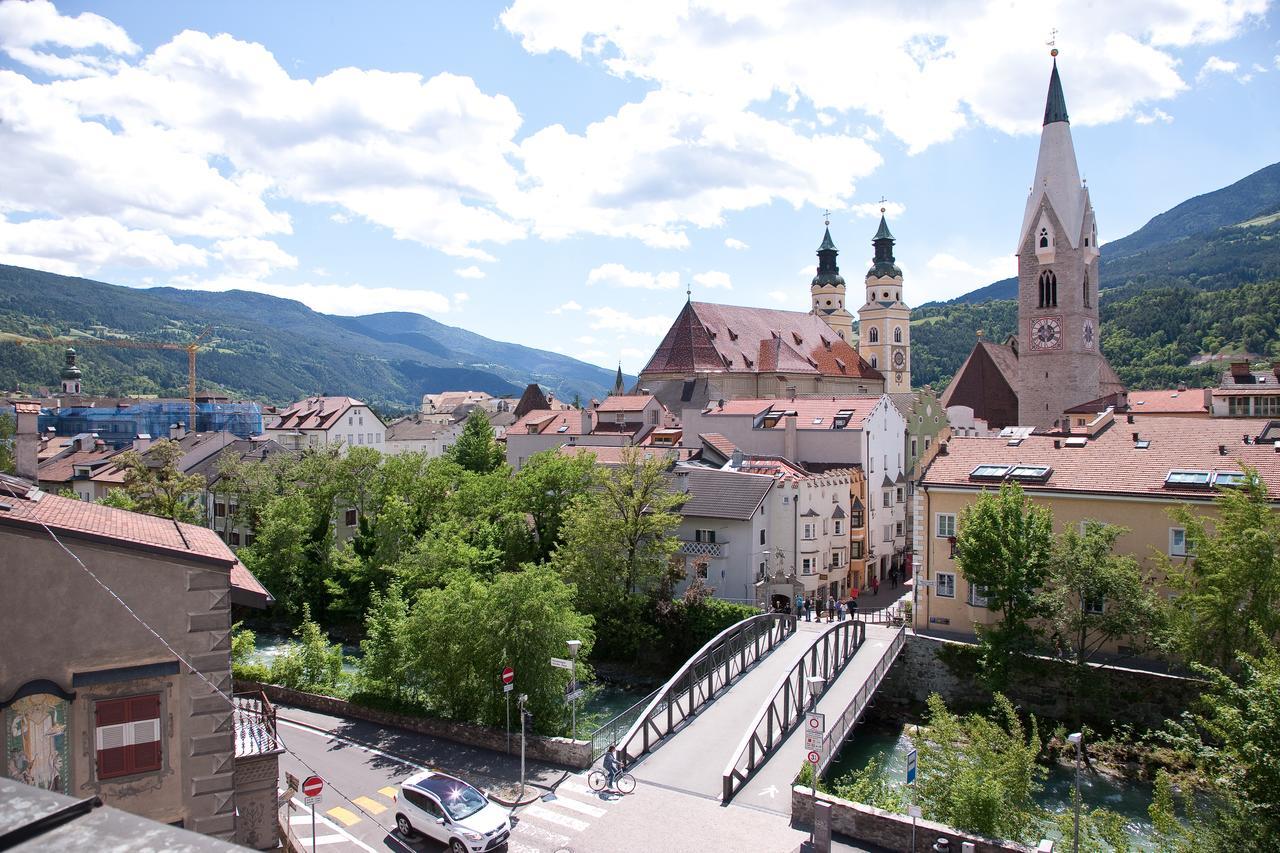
[
  {"x1": 809, "y1": 214, "x2": 854, "y2": 341},
  {"x1": 59, "y1": 347, "x2": 82, "y2": 395},
  {"x1": 858, "y1": 204, "x2": 911, "y2": 392}
]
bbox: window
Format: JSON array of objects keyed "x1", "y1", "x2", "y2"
[
  {"x1": 896, "y1": 487, "x2": 904, "y2": 503},
  {"x1": 850, "y1": 541, "x2": 863, "y2": 559},
  {"x1": 1083, "y1": 596, "x2": 1105, "y2": 615},
  {"x1": 893, "y1": 327, "x2": 902, "y2": 343},
  {"x1": 970, "y1": 464, "x2": 1010, "y2": 480},
  {"x1": 696, "y1": 561, "x2": 709, "y2": 579},
  {"x1": 1213, "y1": 470, "x2": 1247, "y2": 488},
  {"x1": 1082, "y1": 271, "x2": 1091, "y2": 308},
  {"x1": 851, "y1": 510, "x2": 863, "y2": 528},
  {"x1": 803, "y1": 523, "x2": 817, "y2": 540},
  {"x1": 404, "y1": 789, "x2": 443, "y2": 819},
  {"x1": 870, "y1": 355, "x2": 878, "y2": 369},
  {"x1": 760, "y1": 529, "x2": 767, "y2": 545},
  {"x1": 896, "y1": 522, "x2": 903, "y2": 537},
  {"x1": 832, "y1": 552, "x2": 843, "y2": 568},
  {"x1": 348, "y1": 416, "x2": 353, "y2": 425},
  {"x1": 1037, "y1": 270, "x2": 1058, "y2": 308},
  {"x1": 936, "y1": 573, "x2": 956, "y2": 598},
  {"x1": 345, "y1": 508, "x2": 358, "y2": 527},
  {"x1": 1008, "y1": 465, "x2": 1052, "y2": 482},
  {"x1": 869, "y1": 327, "x2": 879, "y2": 344},
  {"x1": 1169, "y1": 527, "x2": 1192, "y2": 557},
  {"x1": 968, "y1": 584, "x2": 990, "y2": 607},
  {"x1": 936, "y1": 513, "x2": 957, "y2": 538},
  {"x1": 1038, "y1": 227, "x2": 1049, "y2": 249},
  {"x1": 910, "y1": 437, "x2": 917, "y2": 459},
  {"x1": 358, "y1": 433, "x2": 365, "y2": 445},
  {"x1": 883, "y1": 491, "x2": 891, "y2": 508},
  {"x1": 1165, "y1": 470, "x2": 1211, "y2": 489},
  {"x1": 924, "y1": 437, "x2": 931, "y2": 451},
  {"x1": 230, "y1": 531, "x2": 241, "y2": 546},
  {"x1": 834, "y1": 519, "x2": 844, "y2": 535},
  {"x1": 694, "y1": 529, "x2": 716, "y2": 544},
  {"x1": 802, "y1": 557, "x2": 814, "y2": 574},
  {"x1": 883, "y1": 525, "x2": 893, "y2": 542},
  {"x1": 95, "y1": 694, "x2": 162, "y2": 780},
  {"x1": 214, "y1": 502, "x2": 225, "y2": 518}
]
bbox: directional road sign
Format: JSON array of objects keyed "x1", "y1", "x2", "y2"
[
  {"x1": 806, "y1": 711, "x2": 825, "y2": 735},
  {"x1": 550, "y1": 657, "x2": 574, "y2": 670},
  {"x1": 906, "y1": 747, "x2": 918, "y2": 784}
]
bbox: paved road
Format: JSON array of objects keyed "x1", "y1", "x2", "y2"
[{"x1": 274, "y1": 703, "x2": 884, "y2": 853}]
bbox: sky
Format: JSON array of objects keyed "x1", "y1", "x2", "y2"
[{"x1": 1, "y1": 1, "x2": 1278, "y2": 374}]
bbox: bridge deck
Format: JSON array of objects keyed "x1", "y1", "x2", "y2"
[
  {"x1": 629, "y1": 621, "x2": 828, "y2": 798},
  {"x1": 734, "y1": 623, "x2": 902, "y2": 812}
]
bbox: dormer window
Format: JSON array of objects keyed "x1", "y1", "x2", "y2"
[
  {"x1": 1039, "y1": 229, "x2": 1049, "y2": 248},
  {"x1": 1034, "y1": 215, "x2": 1056, "y2": 263}
]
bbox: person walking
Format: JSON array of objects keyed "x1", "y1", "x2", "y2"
[
  {"x1": 872, "y1": 575, "x2": 880, "y2": 597},
  {"x1": 827, "y1": 595, "x2": 836, "y2": 623},
  {"x1": 836, "y1": 598, "x2": 845, "y2": 621},
  {"x1": 797, "y1": 594, "x2": 806, "y2": 622}
]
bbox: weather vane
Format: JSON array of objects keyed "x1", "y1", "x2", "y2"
[
  {"x1": 1047, "y1": 28, "x2": 1058, "y2": 57},
  {"x1": 822, "y1": 208, "x2": 830, "y2": 227},
  {"x1": 878, "y1": 195, "x2": 888, "y2": 214}
]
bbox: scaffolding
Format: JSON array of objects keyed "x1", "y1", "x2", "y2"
[{"x1": 37, "y1": 400, "x2": 263, "y2": 447}]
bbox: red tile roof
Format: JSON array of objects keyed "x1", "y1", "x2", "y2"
[
  {"x1": 271, "y1": 396, "x2": 365, "y2": 431},
  {"x1": 1127, "y1": 389, "x2": 1210, "y2": 414},
  {"x1": 557, "y1": 444, "x2": 694, "y2": 465},
  {"x1": 509, "y1": 410, "x2": 591, "y2": 436},
  {"x1": 642, "y1": 301, "x2": 880, "y2": 380},
  {"x1": 37, "y1": 446, "x2": 119, "y2": 485},
  {"x1": 699, "y1": 397, "x2": 880, "y2": 430},
  {"x1": 923, "y1": 417, "x2": 1280, "y2": 501},
  {"x1": 595, "y1": 394, "x2": 657, "y2": 413}
]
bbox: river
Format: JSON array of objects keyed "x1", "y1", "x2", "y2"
[{"x1": 825, "y1": 724, "x2": 1169, "y2": 850}]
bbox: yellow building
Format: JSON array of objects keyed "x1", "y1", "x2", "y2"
[{"x1": 913, "y1": 413, "x2": 1280, "y2": 652}]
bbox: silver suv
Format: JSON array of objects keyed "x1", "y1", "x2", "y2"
[{"x1": 394, "y1": 770, "x2": 512, "y2": 853}]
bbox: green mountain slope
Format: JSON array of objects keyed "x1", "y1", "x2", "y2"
[{"x1": 0, "y1": 265, "x2": 620, "y2": 407}]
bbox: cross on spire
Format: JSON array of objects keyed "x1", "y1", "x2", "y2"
[
  {"x1": 822, "y1": 208, "x2": 831, "y2": 227},
  {"x1": 1047, "y1": 27, "x2": 1059, "y2": 57},
  {"x1": 877, "y1": 195, "x2": 888, "y2": 214}
]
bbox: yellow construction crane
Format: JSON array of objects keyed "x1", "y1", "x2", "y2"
[{"x1": 11, "y1": 326, "x2": 214, "y2": 427}]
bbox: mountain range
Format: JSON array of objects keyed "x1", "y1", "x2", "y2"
[{"x1": 0, "y1": 267, "x2": 623, "y2": 409}]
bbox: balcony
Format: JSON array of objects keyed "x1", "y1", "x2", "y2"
[
  {"x1": 234, "y1": 690, "x2": 284, "y2": 759},
  {"x1": 680, "y1": 539, "x2": 725, "y2": 558}
]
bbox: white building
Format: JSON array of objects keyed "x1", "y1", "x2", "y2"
[
  {"x1": 265, "y1": 396, "x2": 386, "y2": 453},
  {"x1": 672, "y1": 467, "x2": 774, "y2": 606},
  {"x1": 383, "y1": 415, "x2": 464, "y2": 457}
]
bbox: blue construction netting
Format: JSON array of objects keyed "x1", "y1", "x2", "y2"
[{"x1": 36, "y1": 400, "x2": 263, "y2": 447}]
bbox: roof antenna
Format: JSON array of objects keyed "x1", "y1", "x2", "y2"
[{"x1": 686, "y1": 282, "x2": 692, "y2": 302}]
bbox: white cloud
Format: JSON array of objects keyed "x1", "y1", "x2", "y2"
[
  {"x1": 549, "y1": 300, "x2": 582, "y2": 314},
  {"x1": 452, "y1": 292, "x2": 470, "y2": 308},
  {"x1": 692, "y1": 270, "x2": 731, "y2": 290},
  {"x1": 575, "y1": 335, "x2": 598, "y2": 345},
  {"x1": 177, "y1": 275, "x2": 453, "y2": 317},
  {"x1": 848, "y1": 202, "x2": 906, "y2": 219},
  {"x1": 587, "y1": 306, "x2": 672, "y2": 337},
  {"x1": 768, "y1": 288, "x2": 808, "y2": 310},
  {"x1": 724, "y1": 237, "x2": 749, "y2": 250},
  {"x1": 0, "y1": 215, "x2": 207, "y2": 275},
  {"x1": 215, "y1": 237, "x2": 297, "y2": 278},
  {"x1": 586, "y1": 262, "x2": 681, "y2": 290},
  {"x1": 0, "y1": 0, "x2": 138, "y2": 78},
  {"x1": 1197, "y1": 55, "x2": 1240, "y2": 81},
  {"x1": 1134, "y1": 108, "x2": 1174, "y2": 124},
  {"x1": 911, "y1": 252, "x2": 1016, "y2": 303},
  {"x1": 455, "y1": 265, "x2": 486, "y2": 279}
]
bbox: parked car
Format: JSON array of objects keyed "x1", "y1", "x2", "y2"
[{"x1": 394, "y1": 770, "x2": 512, "y2": 853}]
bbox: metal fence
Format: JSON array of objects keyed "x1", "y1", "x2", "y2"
[
  {"x1": 815, "y1": 624, "x2": 907, "y2": 776},
  {"x1": 588, "y1": 687, "x2": 662, "y2": 762}
]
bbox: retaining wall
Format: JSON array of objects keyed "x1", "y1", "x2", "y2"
[
  {"x1": 235, "y1": 680, "x2": 592, "y2": 769},
  {"x1": 792, "y1": 786, "x2": 1044, "y2": 853}
]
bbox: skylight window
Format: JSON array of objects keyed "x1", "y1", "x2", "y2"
[
  {"x1": 970, "y1": 464, "x2": 1011, "y2": 480},
  {"x1": 1213, "y1": 470, "x2": 1247, "y2": 488},
  {"x1": 1165, "y1": 470, "x2": 1211, "y2": 488},
  {"x1": 1006, "y1": 438, "x2": 1024, "y2": 447},
  {"x1": 1064, "y1": 437, "x2": 1088, "y2": 448},
  {"x1": 1135, "y1": 439, "x2": 1151, "y2": 449},
  {"x1": 1008, "y1": 465, "x2": 1052, "y2": 482},
  {"x1": 812, "y1": 417, "x2": 824, "y2": 425},
  {"x1": 556, "y1": 425, "x2": 569, "y2": 433}
]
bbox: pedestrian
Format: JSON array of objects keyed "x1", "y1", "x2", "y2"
[
  {"x1": 827, "y1": 595, "x2": 836, "y2": 622},
  {"x1": 872, "y1": 575, "x2": 880, "y2": 597},
  {"x1": 836, "y1": 599, "x2": 845, "y2": 621},
  {"x1": 850, "y1": 596, "x2": 859, "y2": 618},
  {"x1": 797, "y1": 594, "x2": 805, "y2": 622}
]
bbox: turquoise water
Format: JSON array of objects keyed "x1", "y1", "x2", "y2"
[
  {"x1": 825, "y1": 725, "x2": 1167, "y2": 850},
  {"x1": 251, "y1": 632, "x2": 361, "y2": 675}
]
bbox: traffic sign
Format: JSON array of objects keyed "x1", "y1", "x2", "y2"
[
  {"x1": 550, "y1": 657, "x2": 574, "y2": 670},
  {"x1": 805, "y1": 732, "x2": 824, "y2": 750},
  {"x1": 906, "y1": 748, "x2": 918, "y2": 784},
  {"x1": 301, "y1": 775, "x2": 323, "y2": 798},
  {"x1": 564, "y1": 690, "x2": 584, "y2": 703},
  {"x1": 806, "y1": 711, "x2": 826, "y2": 735},
  {"x1": 504, "y1": 682, "x2": 514, "y2": 693},
  {"x1": 806, "y1": 749, "x2": 821, "y2": 766},
  {"x1": 501, "y1": 666, "x2": 515, "y2": 685},
  {"x1": 285, "y1": 772, "x2": 300, "y2": 792},
  {"x1": 908, "y1": 804, "x2": 922, "y2": 818},
  {"x1": 304, "y1": 795, "x2": 321, "y2": 805}
]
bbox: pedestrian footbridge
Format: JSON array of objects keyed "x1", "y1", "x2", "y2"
[{"x1": 615, "y1": 612, "x2": 905, "y2": 808}]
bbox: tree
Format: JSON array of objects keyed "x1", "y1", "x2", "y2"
[
  {"x1": 0, "y1": 412, "x2": 14, "y2": 474},
  {"x1": 509, "y1": 449, "x2": 600, "y2": 561},
  {"x1": 446, "y1": 408, "x2": 504, "y2": 474},
  {"x1": 1038, "y1": 521, "x2": 1163, "y2": 719},
  {"x1": 952, "y1": 481, "x2": 1054, "y2": 683},
  {"x1": 1160, "y1": 466, "x2": 1280, "y2": 670},
  {"x1": 356, "y1": 582, "x2": 412, "y2": 702},
  {"x1": 104, "y1": 438, "x2": 206, "y2": 523},
  {"x1": 267, "y1": 604, "x2": 346, "y2": 694}
]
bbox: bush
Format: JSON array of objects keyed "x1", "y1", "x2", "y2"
[
  {"x1": 268, "y1": 605, "x2": 348, "y2": 695},
  {"x1": 230, "y1": 621, "x2": 270, "y2": 682}
]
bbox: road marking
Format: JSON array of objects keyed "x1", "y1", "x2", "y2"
[
  {"x1": 352, "y1": 795, "x2": 386, "y2": 815},
  {"x1": 302, "y1": 835, "x2": 349, "y2": 846},
  {"x1": 521, "y1": 804, "x2": 589, "y2": 832},
  {"x1": 506, "y1": 841, "x2": 539, "y2": 853},
  {"x1": 559, "y1": 781, "x2": 598, "y2": 798},
  {"x1": 378, "y1": 785, "x2": 399, "y2": 800},
  {"x1": 513, "y1": 819, "x2": 571, "y2": 847},
  {"x1": 758, "y1": 784, "x2": 779, "y2": 798},
  {"x1": 546, "y1": 795, "x2": 605, "y2": 818},
  {"x1": 289, "y1": 815, "x2": 312, "y2": 824},
  {"x1": 326, "y1": 805, "x2": 361, "y2": 826},
  {"x1": 288, "y1": 799, "x2": 379, "y2": 853}
]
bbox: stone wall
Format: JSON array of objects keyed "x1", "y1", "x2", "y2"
[
  {"x1": 792, "y1": 786, "x2": 1042, "y2": 853},
  {"x1": 875, "y1": 633, "x2": 1205, "y2": 732},
  {"x1": 235, "y1": 680, "x2": 592, "y2": 769}
]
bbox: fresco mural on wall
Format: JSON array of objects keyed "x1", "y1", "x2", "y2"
[{"x1": 6, "y1": 693, "x2": 69, "y2": 792}]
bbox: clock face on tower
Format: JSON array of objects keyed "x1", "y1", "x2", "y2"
[
  {"x1": 892, "y1": 349, "x2": 905, "y2": 368},
  {"x1": 1030, "y1": 316, "x2": 1063, "y2": 350},
  {"x1": 1082, "y1": 320, "x2": 1095, "y2": 350}
]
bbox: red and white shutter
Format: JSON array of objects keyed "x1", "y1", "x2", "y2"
[{"x1": 95, "y1": 695, "x2": 161, "y2": 779}]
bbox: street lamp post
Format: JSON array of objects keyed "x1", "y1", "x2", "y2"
[
  {"x1": 567, "y1": 639, "x2": 582, "y2": 741},
  {"x1": 805, "y1": 674, "x2": 826, "y2": 851},
  {"x1": 1067, "y1": 732, "x2": 1082, "y2": 853}
]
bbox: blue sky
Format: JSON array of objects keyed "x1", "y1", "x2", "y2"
[{"x1": 1, "y1": 1, "x2": 1277, "y2": 373}]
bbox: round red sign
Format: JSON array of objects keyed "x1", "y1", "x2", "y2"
[
  {"x1": 501, "y1": 667, "x2": 515, "y2": 685},
  {"x1": 302, "y1": 775, "x2": 324, "y2": 797}
]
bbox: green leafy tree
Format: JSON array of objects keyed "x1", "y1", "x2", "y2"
[
  {"x1": 356, "y1": 583, "x2": 412, "y2": 702},
  {"x1": 828, "y1": 756, "x2": 909, "y2": 812},
  {"x1": 510, "y1": 449, "x2": 600, "y2": 561},
  {"x1": 104, "y1": 438, "x2": 206, "y2": 522},
  {"x1": 915, "y1": 692, "x2": 1045, "y2": 841},
  {"x1": 1160, "y1": 467, "x2": 1280, "y2": 670},
  {"x1": 239, "y1": 492, "x2": 327, "y2": 619},
  {"x1": 230, "y1": 621, "x2": 269, "y2": 681},
  {"x1": 0, "y1": 412, "x2": 14, "y2": 474},
  {"x1": 446, "y1": 408, "x2": 504, "y2": 474},
  {"x1": 268, "y1": 604, "x2": 346, "y2": 694},
  {"x1": 952, "y1": 481, "x2": 1054, "y2": 683}
]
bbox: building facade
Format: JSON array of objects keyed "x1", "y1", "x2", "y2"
[
  {"x1": 858, "y1": 215, "x2": 912, "y2": 393},
  {"x1": 265, "y1": 396, "x2": 385, "y2": 453}
]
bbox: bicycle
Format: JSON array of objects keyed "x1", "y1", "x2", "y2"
[{"x1": 588, "y1": 767, "x2": 635, "y2": 795}]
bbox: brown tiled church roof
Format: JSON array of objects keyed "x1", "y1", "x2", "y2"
[
  {"x1": 940, "y1": 340, "x2": 1020, "y2": 430},
  {"x1": 643, "y1": 301, "x2": 880, "y2": 381}
]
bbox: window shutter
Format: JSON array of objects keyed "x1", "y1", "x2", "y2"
[
  {"x1": 96, "y1": 694, "x2": 161, "y2": 779},
  {"x1": 95, "y1": 698, "x2": 130, "y2": 778},
  {"x1": 129, "y1": 695, "x2": 162, "y2": 772}
]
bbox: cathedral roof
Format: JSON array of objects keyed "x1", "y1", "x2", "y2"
[
  {"x1": 641, "y1": 301, "x2": 881, "y2": 381},
  {"x1": 1043, "y1": 59, "x2": 1069, "y2": 125},
  {"x1": 867, "y1": 214, "x2": 902, "y2": 279},
  {"x1": 940, "y1": 340, "x2": 1020, "y2": 430},
  {"x1": 1019, "y1": 59, "x2": 1088, "y2": 251}
]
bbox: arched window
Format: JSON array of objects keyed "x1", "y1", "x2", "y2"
[
  {"x1": 870, "y1": 354, "x2": 878, "y2": 369},
  {"x1": 868, "y1": 327, "x2": 879, "y2": 343},
  {"x1": 1037, "y1": 270, "x2": 1057, "y2": 308},
  {"x1": 1083, "y1": 271, "x2": 1090, "y2": 308},
  {"x1": 893, "y1": 327, "x2": 902, "y2": 343},
  {"x1": 1038, "y1": 227, "x2": 1050, "y2": 249}
]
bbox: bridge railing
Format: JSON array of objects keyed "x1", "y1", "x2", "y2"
[
  {"x1": 816, "y1": 624, "x2": 907, "y2": 776},
  {"x1": 721, "y1": 619, "x2": 865, "y2": 801},
  {"x1": 859, "y1": 599, "x2": 908, "y2": 625},
  {"x1": 618, "y1": 612, "x2": 795, "y2": 764},
  {"x1": 589, "y1": 686, "x2": 661, "y2": 762}
]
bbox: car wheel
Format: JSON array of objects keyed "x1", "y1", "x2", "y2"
[
  {"x1": 449, "y1": 839, "x2": 467, "y2": 853},
  {"x1": 395, "y1": 814, "x2": 415, "y2": 838}
]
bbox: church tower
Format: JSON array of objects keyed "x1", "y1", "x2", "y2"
[
  {"x1": 858, "y1": 212, "x2": 911, "y2": 392},
  {"x1": 810, "y1": 223, "x2": 854, "y2": 342},
  {"x1": 1016, "y1": 54, "x2": 1103, "y2": 428},
  {"x1": 59, "y1": 347, "x2": 82, "y2": 395}
]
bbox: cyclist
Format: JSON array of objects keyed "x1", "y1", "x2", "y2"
[{"x1": 603, "y1": 745, "x2": 620, "y2": 792}]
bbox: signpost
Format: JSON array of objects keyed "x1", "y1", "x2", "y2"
[
  {"x1": 804, "y1": 706, "x2": 826, "y2": 851},
  {"x1": 806, "y1": 711, "x2": 825, "y2": 735},
  {"x1": 907, "y1": 744, "x2": 919, "y2": 852},
  {"x1": 502, "y1": 667, "x2": 515, "y2": 753},
  {"x1": 301, "y1": 775, "x2": 323, "y2": 853},
  {"x1": 550, "y1": 657, "x2": 574, "y2": 670}
]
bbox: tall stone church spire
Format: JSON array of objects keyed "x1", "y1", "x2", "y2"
[
  {"x1": 1016, "y1": 54, "x2": 1108, "y2": 428},
  {"x1": 810, "y1": 216, "x2": 855, "y2": 342}
]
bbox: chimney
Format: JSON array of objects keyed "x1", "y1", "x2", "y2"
[
  {"x1": 784, "y1": 414, "x2": 798, "y2": 462},
  {"x1": 730, "y1": 449, "x2": 744, "y2": 470},
  {"x1": 1054, "y1": 440, "x2": 1062, "y2": 449},
  {"x1": 938, "y1": 441, "x2": 948, "y2": 456},
  {"x1": 1126, "y1": 414, "x2": 1135, "y2": 424},
  {"x1": 1132, "y1": 432, "x2": 1140, "y2": 443},
  {"x1": 976, "y1": 329, "x2": 984, "y2": 340},
  {"x1": 1177, "y1": 382, "x2": 1187, "y2": 392},
  {"x1": 1230, "y1": 360, "x2": 1250, "y2": 379},
  {"x1": 580, "y1": 408, "x2": 593, "y2": 434},
  {"x1": 717, "y1": 399, "x2": 725, "y2": 410},
  {"x1": 11, "y1": 400, "x2": 40, "y2": 481},
  {"x1": 169, "y1": 422, "x2": 186, "y2": 440},
  {"x1": 1218, "y1": 445, "x2": 1228, "y2": 456},
  {"x1": 674, "y1": 469, "x2": 690, "y2": 493}
]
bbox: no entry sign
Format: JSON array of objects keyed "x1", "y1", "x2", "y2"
[
  {"x1": 302, "y1": 775, "x2": 324, "y2": 798},
  {"x1": 501, "y1": 667, "x2": 515, "y2": 685}
]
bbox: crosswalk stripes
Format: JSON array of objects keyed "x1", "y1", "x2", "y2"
[{"x1": 506, "y1": 771, "x2": 627, "y2": 851}]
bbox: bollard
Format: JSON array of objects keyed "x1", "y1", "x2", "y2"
[{"x1": 813, "y1": 801, "x2": 832, "y2": 853}]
